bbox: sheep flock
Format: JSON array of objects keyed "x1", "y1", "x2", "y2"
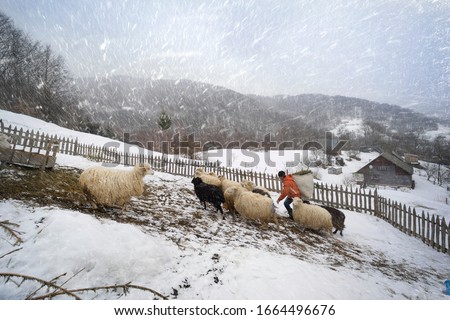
[{"x1": 79, "y1": 164, "x2": 345, "y2": 236}]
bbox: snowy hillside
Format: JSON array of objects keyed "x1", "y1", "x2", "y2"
[
  {"x1": 0, "y1": 110, "x2": 449, "y2": 300},
  {"x1": 330, "y1": 118, "x2": 365, "y2": 138}
]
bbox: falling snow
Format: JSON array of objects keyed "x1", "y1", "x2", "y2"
[{"x1": 0, "y1": 0, "x2": 448, "y2": 111}]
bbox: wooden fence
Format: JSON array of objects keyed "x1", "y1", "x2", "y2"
[
  {"x1": 1, "y1": 122, "x2": 449, "y2": 255},
  {"x1": 311, "y1": 183, "x2": 449, "y2": 255},
  {"x1": 0, "y1": 124, "x2": 59, "y2": 169}
]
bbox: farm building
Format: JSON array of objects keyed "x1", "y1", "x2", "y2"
[
  {"x1": 328, "y1": 167, "x2": 342, "y2": 175},
  {"x1": 355, "y1": 152, "x2": 414, "y2": 188},
  {"x1": 404, "y1": 153, "x2": 419, "y2": 165}
]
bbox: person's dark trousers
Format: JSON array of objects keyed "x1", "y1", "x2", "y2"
[{"x1": 284, "y1": 197, "x2": 293, "y2": 219}]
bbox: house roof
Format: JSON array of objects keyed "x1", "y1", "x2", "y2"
[{"x1": 357, "y1": 152, "x2": 414, "y2": 175}]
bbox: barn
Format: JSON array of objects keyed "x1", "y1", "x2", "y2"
[{"x1": 355, "y1": 152, "x2": 414, "y2": 188}]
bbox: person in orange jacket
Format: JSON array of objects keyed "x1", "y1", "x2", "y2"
[{"x1": 276, "y1": 170, "x2": 301, "y2": 219}]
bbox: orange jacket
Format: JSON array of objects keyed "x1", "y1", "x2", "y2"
[{"x1": 277, "y1": 174, "x2": 301, "y2": 202}]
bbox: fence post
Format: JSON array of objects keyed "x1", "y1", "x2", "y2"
[
  {"x1": 392, "y1": 201, "x2": 396, "y2": 227},
  {"x1": 373, "y1": 189, "x2": 379, "y2": 217},
  {"x1": 435, "y1": 215, "x2": 442, "y2": 252},
  {"x1": 362, "y1": 189, "x2": 367, "y2": 213},
  {"x1": 412, "y1": 208, "x2": 417, "y2": 237},
  {"x1": 407, "y1": 206, "x2": 412, "y2": 236},
  {"x1": 387, "y1": 199, "x2": 392, "y2": 223},
  {"x1": 328, "y1": 184, "x2": 332, "y2": 207},
  {"x1": 431, "y1": 215, "x2": 436, "y2": 249},
  {"x1": 72, "y1": 138, "x2": 78, "y2": 156},
  {"x1": 447, "y1": 220, "x2": 450, "y2": 255},
  {"x1": 421, "y1": 211, "x2": 426, "y2": 243},
  {"x1": 440, "y1": 217, "x2": 448, "y2": 254},
  {"x1": 402, "y1": 205, "x2": 407, "y2": 233}
]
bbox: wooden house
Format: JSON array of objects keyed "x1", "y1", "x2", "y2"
[
  {"x1": 404, "y1": 153, "x2": 419, "y2": 165},
  {"x1": 355, "y1": 152, "x2": 414, "y2": 188}
]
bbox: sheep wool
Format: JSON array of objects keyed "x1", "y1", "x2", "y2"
[
  {"x1": 217, "y1": 176, "x2": 240, "y2": 212},
  {"x1": 234, "y1": 187, "x2": 279, "y2": 230},
  {"x1": 320, "y1": 205, "x2": 346, "y2": 236},
  {"x1": 222, "y1": 185, "x2": 238, "y2": 213},
  {"x1": 240, "y1": 180, "x2": 255, "y2": 191},
  {"x1": 252, "y1": 187, "x2": 271, "y2": 198},
  {"x1": 292, "y1": 197, "x2": 333, "y2": 234},
  {"x1": 191, "y1": 177, "x2": 225, "y2": 218},
  {"x1": 79, "y1": 163, "x2": 153, "y2": 209},
  {"x1": 194, "y1": 168, "x2": 221, "y2": 187},
  {"x1": 239, "y1": 179, "x2": 270, "y2": 197},
  {"x1": 218, "y1": 176, "x2": 241, "y2": 192}
]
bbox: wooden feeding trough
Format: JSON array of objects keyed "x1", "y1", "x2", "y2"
[{"x1": 0, "y1": 132, "x2": 59, "y2": 170}]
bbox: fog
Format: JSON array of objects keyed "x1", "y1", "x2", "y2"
[{"x1": 2, "y1": 0, "x2": 449, "y2": 107}]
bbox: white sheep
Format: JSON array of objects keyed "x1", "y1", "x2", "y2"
[
  {"x1": 218, "y1": 175, "x2": 241, "y2": 192},
  {"x1": 194, "y1": 168, "x2": 221, "y2": 187},
  {"x1": 239, "y1": 179, "x2": 271, "y2": 197},
  {"x1": 292, "y1": 197, "x2": 332, "y2": 234},
  {"x1": 218, "y1": 176, "x2": 241, "y2": 212},
  {"x1": 222, "y1": 179, "x2": 258, "y2": 213},
  {"x1": 79, "y1": 163, "x2": 153, "y2": 210},
  {"x1": 239, "y1": 179, "x2": 255, "y2": 191},
  {"x1": 223, "y1": 186, "x2": 237, "y2": 213},
  {"x1": 233, "y1": 186, "x2": 279, "y2": 230}
]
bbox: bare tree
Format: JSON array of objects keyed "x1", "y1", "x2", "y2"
[{"x1": 0, "y1": 11, "x2": 79, "y2": 127}]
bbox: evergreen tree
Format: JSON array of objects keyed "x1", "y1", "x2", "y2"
[
  {"x1": 157, "y1": 111, "x2": 172, "y2": 131},
  {"x1": 157, "y1": 111, "x2": 172, "y2": 154}
]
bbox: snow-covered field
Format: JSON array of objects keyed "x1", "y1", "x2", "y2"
[{"x1": 1, "y1": 110, "x2": 449, "y2": 300}]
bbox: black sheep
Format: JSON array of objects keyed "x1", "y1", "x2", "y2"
[
  {"x1": 319, "y1": 205, "x2": 346, "y2": 236},
  {"x1": 252, "y1": 187, "x2": 271, "y2": 198},
  {"x1": 191, "y1": 177, "x2": 225, "y2": 219},
  {"x1": 303, "y1": 200, "x2": 346, "y2": 236}
]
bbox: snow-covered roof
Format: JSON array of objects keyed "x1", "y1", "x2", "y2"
[{"x1": 357, "y1": 152, "x2": 414, "y2": 175}]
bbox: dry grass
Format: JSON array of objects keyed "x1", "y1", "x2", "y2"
[{"x1": 0, "y1": 163, "x2": 442, "y2": 288}]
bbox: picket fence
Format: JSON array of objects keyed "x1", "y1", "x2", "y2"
[{"x1": 1, "y1": 122, "x2": 449, "y2": 255}]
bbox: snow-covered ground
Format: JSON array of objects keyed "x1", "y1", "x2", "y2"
[
  {"x1": 1, "y1": 110, "x2": 450, "y2": 300},
  {"x1": 330, "y1": 118, "x2": 365, "y2": 138},
  {"x1": 423, "y1": 124, "x2": 450, "y2": 140}
]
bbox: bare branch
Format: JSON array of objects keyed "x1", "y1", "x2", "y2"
[
  {"x1": 0, "y1": 220, "x2": 23, "y2": 245},
  {"x1": 32, "y1": 282, "x2": 169, "y2": 300},
  {"x1": 31, "y1": 268, "x2": 85, "y2": 300},
  {"x1": 0, "y1": 272, "x2": 168, "y2": 300},
  {"x1": 25, "y1": 272, "x2": 68, "y2": 300},
  {"x1": 0, "y1": 272, "x2": 82, "y2": 300},
  {"x1": 0, "y1": 247, "x2": 22, "y2": 259}
]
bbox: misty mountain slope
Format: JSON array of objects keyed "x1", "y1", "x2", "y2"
[
  {"x1": 76, "y1": 76, "x2": 286, "y2": 140},
  {"x1": 253, "y1": 94, "x2": 441, "y2": 132},
  {"x1": 75, "y1": 76, "x2": 443, "y2": 151}
]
